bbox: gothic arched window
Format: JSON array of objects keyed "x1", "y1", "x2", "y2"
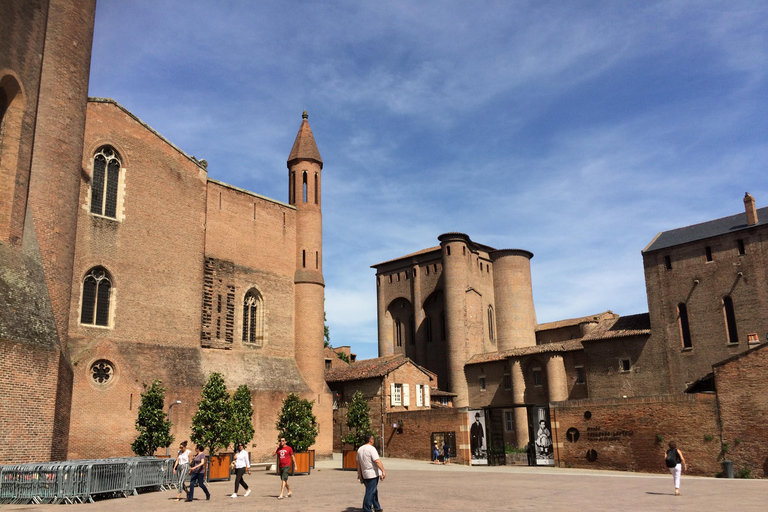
[
  {"x1": 242, "y1": 289, "x2": 265, "y2": 346},
  {"x1": 488, "y1": 305, "x2": 495, "y2": 341},
  {"x1": 90, "y1": 146, "x2": 121, "y2": 218},
  {"x1": 81, "y1": 267, "x2": 112, "y2": 326}
]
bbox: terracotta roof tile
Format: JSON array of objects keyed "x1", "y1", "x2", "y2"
[
  {"x1": 581, "y1": 313, "x2": 651, "y2": 341},
  {"x1": 536, "y1": 311, "x2": 616, "y2": 331},
  {"x1": 325, "y1": 355, "x2": 410, "y2": 383},
  {"x1": 429, "y1": 388, "x2": 457, "y2": 397},
  {"x1": 287, "y1": 111, "x2": 322, "y2": 167},
  {"x1": 466, "y1": 340, "x2": 585, "y2": 365},
  {"x1": 372, "y1": 247, "x2": 442, "y2": 268}
]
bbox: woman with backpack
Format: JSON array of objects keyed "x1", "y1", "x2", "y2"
[{"x1": 664, "y1": 441, "x2": 687, "y2": 496}]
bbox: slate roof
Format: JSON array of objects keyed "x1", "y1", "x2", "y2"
[
  {"x1": 287, "y1": 111, "x2": 323, "y2": 167},
  {"x1": 324, "y1": 354, "x2": 434, "y2": 383},
  {"x1": 580, "y1": 313, "x2": 651, "y2": 341},
  {"x1": 643, "y1": 206, "x2": 768, "y2": 253}
]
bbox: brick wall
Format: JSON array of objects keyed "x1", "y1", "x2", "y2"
[
  {"x1": 643, "y1": 225, "x2": 768, "y2": 393},
  {"x1": 551, "y1": 394, "x2": 721, "y2": 475},
  {"x1": 0, "y1": 340, "x2": 63, "y2": 463},
  {"x1": 582, "y1": 334, "x2": 666, "y2": 398},
  {"x1": 714, "y1": 343, "x2": 768, "y2": 478},
  {"x1": 382, "y1": 408, "x2": 468, "y2": 464}
]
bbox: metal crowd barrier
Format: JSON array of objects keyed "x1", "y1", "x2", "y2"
[{"x1": 0, "y1": 457, "x2": 175, "y2": 504}]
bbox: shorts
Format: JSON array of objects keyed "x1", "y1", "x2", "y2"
[{"x1": 280, "y1": 466, "x2": 290, "y2": 481}]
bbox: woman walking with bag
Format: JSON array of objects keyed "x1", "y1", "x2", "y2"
[
  {"x1": 230, "y1": 443, "x2": 251, "y2": 498},
  {"x1": 186, "y1": 445, "x2": 210, "y2": 502},
  {"x1": 664, "y1": 441, "x2": 687, "y2": 496},
  {"x1": 173, "y1": 441, "x2": 191, "y2": 502}
]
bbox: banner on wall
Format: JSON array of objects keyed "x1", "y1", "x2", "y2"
[
  {"x1": 531, "y1": 406, "x2": 555, "y2": 466},
  {"x1": 468, "y1": 409, "x2": 487, "y2": 465}
]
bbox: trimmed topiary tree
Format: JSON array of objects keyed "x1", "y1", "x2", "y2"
[
  {"x1": 343, "y1": 390, "x2": 373, "y2": 449},
  {"x1": 131, "y1": 380, "x2": 174, "y2": 456},
  {"x1": 276, "y1": 393, "x2": 318, "y2": 452},
  {"x1": 191, "y1": 372, "x2": 232, "y2": 454},
  {"x1": 230, "y1": 384, "x2": 255, "y2": 448}
]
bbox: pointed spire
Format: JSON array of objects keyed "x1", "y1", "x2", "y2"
[{"x1": 287, "y1": 110, "x2": 323, "y2": 169}]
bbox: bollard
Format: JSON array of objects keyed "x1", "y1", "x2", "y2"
[{"x1": 722, "y1": 460, "x2": 734, "y2": 478}]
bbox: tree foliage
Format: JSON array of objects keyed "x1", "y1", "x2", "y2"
[
  {"x1": 230, "y1": 385, "x2": 255, "y2": 448},
  {"x1": 131, "y1": 380, "x2": 174, "y2": 456},
  {"x1": 276, "y1": 393, "x2": 318, "y2": 452},
  {"x1": 324, "y1": 311, "x2": 331, "y2": 348},
  {"x1": 343, "y1": 390, "x2": 373, "y2": 449},
  {"x1": 336, "y1": 351, "x2": 350, "y2": 364},
  {"x1": 191, "y1": 372, "x2": 232, "y2": 454}
]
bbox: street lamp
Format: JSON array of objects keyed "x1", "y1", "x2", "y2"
[{"x1": 166, "y1": 400, "x2": 182, "y2": 457}]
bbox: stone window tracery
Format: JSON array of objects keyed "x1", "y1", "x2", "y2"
[
  {"x1": 90, "y1": 360, "x2": 114, "y2": 385},
  {"x1": 80, "y1": 266, "x2": 112, "y2": 326},
  {"x1": 242, "y1": 289, "x2": 265, "y2": 346},
  {"x1": 90, "y1": 146, "x2": 122, "y2": 218}
]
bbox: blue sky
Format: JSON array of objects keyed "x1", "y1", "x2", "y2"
[{"x1": 88, "y1": 1, "x2": 768, "y2": 361}]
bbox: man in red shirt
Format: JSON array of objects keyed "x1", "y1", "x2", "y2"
[{"x1": 274, "y1": 437, "x2": 296, "y2": 499}]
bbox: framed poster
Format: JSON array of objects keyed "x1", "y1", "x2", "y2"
[
  {"x1": 468, "y1": 409, "x2": 487, "y2": 465},
  {"x1": 531, "y1": 406, "x2": 555, "y2": 466}
]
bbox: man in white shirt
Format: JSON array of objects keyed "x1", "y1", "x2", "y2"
[{"x1": 356, "y1": 434, "x2": 385, "y2": 512}]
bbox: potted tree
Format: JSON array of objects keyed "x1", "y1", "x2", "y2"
[
  {"x1": 191, "y1": 373, "x2": 234, "y2": 481},
  {"x1": 276, "y1": 393, "x2": 317, "y2": 475},
  {"x1": 342, "y1": 391, "x2": 373, "y2": 470},
  {"x1": 131, "y1": 380, "x2": 174, "y2": 456},
  {"x1": 229, "y1": 385, "x2": 255, "y2": 473}
]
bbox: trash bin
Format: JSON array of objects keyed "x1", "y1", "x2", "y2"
[{"x1": 722, "y1": 460, "x2": 734, "y2": 478}]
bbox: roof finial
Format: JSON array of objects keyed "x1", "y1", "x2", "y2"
[{"x1": 302, "y1": 110, "x2": 308, "y2": 120}]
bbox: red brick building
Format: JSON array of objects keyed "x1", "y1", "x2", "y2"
[
  {"x1": 1, "y1": 0, "x2": 331, "y2": 463},
  {"x1": 326, "y1": 355, "x2": 466, "y2": 463},
  {"x1": 372, "y1": 195, "x2": 768, "y2": 473}
]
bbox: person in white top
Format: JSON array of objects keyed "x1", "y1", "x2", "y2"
[
  {"x1": 356, "y1": 434, "x2": 385, "y2": 512},
  {"x1": 231, "y1": 443, "x2": 251, "y2": 498},
  {"x1": 173, "y1": 441, "x2": 191, "y2": 502}
]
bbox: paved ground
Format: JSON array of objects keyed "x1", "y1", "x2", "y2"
[{"x1": 4, "y1": 455, "x2": 767, "y2": 511}]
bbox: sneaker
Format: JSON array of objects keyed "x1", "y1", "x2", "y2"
[
  {"x1": 230, "y1": 493, "x2": 237, "y2": 498},
  {"x1": 244, "y1": 489, "x2": 251, "y2": 497}
]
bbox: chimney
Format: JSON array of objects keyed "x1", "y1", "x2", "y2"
[{"x1": 744, "y1": 193, "x2": 758, "y2": 225}]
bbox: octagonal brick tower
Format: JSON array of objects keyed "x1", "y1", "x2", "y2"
[{"x1": 287, "y1": 111, "x2": 332, "y2": 456}]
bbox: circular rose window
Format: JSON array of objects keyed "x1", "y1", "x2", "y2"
[{"x1": 90, "y1": 360, "x2": 114, "y2": 385}]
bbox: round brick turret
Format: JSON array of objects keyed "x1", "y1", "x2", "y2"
[
  {"x1": 490, "y1": 249, "x2": 537, "y2": 351},
  {"x1": 287, "y1": 111, "x2": 332, "y2": 456},
  {"x1": 438, "y1": 232, "x2": 472, "y2": 407},
  {"x1": 28, "y1": 0, "x2": 97, "y2": 353}
]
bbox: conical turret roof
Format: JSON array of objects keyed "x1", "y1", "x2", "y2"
[{"x1": 287, "y1": 110, "x2": 323, "y2": 168}]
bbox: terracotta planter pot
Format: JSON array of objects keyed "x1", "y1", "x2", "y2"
[
  {"x1": 207, "y1": 453, "x2": 233, "y2": 481},
  {"x1": 342, "y1": 449, "x2": 357, "y2": 471},
  {"x1": 289, "y1": 451, "x2": 311, "y2": 475}
]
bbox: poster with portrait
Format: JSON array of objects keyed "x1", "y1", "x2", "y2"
[
  {"x1": 468, "y1": 409, "x2": 487, "y2": 465},
  {"x1": 532, "y1": 406, "x2": 555, "y2": 466}
]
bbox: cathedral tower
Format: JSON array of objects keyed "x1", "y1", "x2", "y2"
[{"x1": 287, "y1": 111, "x2": 332, "y2": 455}]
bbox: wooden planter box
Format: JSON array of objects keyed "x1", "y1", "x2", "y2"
[
  {"x1": 207, "y1": 453, "x2": 233, "y2": 481},
  {"x1": 289, "y1": 451, "x2": 311, "y2": 475},
  {"x1": 342, "y1": 449, "x2": 357, "y2": 471},
  {"x1": 309, "y1": 449, "x2": 315, "y2": 469}
]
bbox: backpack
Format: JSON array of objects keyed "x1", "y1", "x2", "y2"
[{"x1": 665, "y1": 449, "x2": 678, "y2": 468}]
